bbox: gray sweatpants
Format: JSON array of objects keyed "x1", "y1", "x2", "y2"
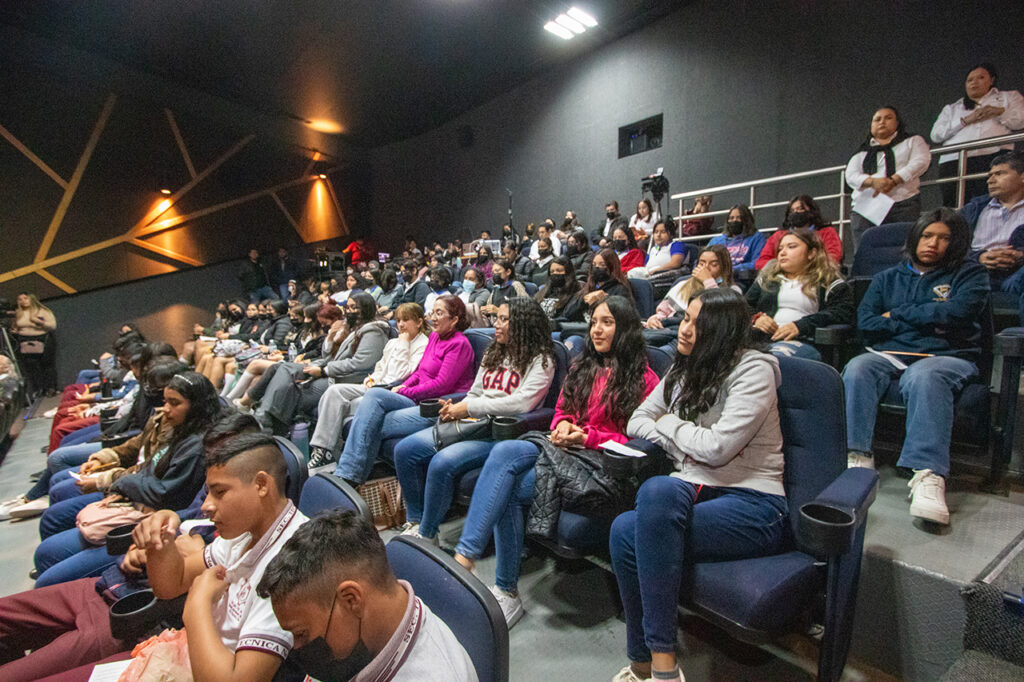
[{"x1": 309, "y1": 382, "x2": 369, "y2": 451}]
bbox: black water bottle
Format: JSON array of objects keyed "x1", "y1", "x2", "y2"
[{"x1": 100, "y1": 376, "x2": 112, "y2": 399}]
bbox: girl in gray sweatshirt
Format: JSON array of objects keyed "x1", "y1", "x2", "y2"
[{"x1": 610, "y1": 288, "x2": 789, "y2": 682}]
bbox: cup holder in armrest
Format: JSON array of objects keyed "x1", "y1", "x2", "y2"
[
  {"x1": 798, "y1": 502, "x2": 856, "y2": 556},
  {"x1": 109, "y1": 589, "x2": 159, "y2": 641},
  {"x1": 491, "y1": 416, "x2": 527, "y2": 440},
  {"x1": 106, "y1": 523, "x2": 138, "y2": 556},
  {"x1": 419, "y1": 399, "x2": 442, "y2": 418}
]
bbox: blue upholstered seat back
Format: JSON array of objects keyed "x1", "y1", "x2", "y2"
[
  {"x1": 274, "y1": 436, "x2": 308, "y2": 505},
  {"x1": 297, "y1": 472, "x2": 373, "y2": 525},
  {"x1": 850, "y1": 222, "x2": 913, "y2": 278},
  {"x1": 386, "y1": 536, "x2": 509, "y2": 682},
  {"x1": 775, "y1": 356, "x2": 846, "y2": 549}
]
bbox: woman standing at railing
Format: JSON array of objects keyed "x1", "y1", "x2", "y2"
[
  {"x1": 931, "y1": 63, "x2": 1024, "y2": 207},
  {"x1": 846, "y1": 106, "x2": 931, "y2": 247}
]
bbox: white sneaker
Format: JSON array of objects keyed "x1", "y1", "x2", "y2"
[
  {"x1": 232, "y1": 398, "x2": 252, "y2": 415},
  {"x1": 9, "y1": 497, "x2": 49, "y2": 519},
  {"x1": 489, "y1": 585, "x2": 524, "y2": 629},
  {"x1": 611, "y1": 666, "x2": 651, "y2": 682},
  {"x1": 908, "y1": 469, "x2": 949, "y2": 525},
  {"x1": 0, "y1": 496, "x2": 28, "y2": 521},
  {"x1": 847, "y1": 451, "x2": 875, "y2": 469},
  {"x1": 43, "y1": 407, "x2": 58, "y2": 418},
  {"x1": 397, "y1": 521, "x2": 419, "y2": 535}
]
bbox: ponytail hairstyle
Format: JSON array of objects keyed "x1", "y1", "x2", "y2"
[
  {"x1": 663, "y1": 288, "x2": 763, "y2": 421},
  {"x1": 156, "y1": 371, "x2": 223, "y2": 477},
  {"x1": 559, "y1": 296, "x2": 648, "y2": 432}
]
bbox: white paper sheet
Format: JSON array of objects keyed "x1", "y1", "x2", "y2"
[
  {"x1": 87, "y1": 659, "x2": 132, "y2": 682},
  {"x1": 600, "y1": 440, "x2": 647, "y2": 458},
  {"x1": 866, "y1": 347, "x2": 908, "y2": 370},
  {"x1": 851, "y1": 188, "x2": 896, "y2": 226}
]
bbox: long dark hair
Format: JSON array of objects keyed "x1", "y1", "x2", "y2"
[
  {"x1": 535, "y1": 256, "x2": 580, "y2": 311},
  {"x1": 784, "y1": 195, "x2": 830, "y2": 230},
  {"x1": 480, "y1": 298, "x2": 553, "y2": 375},
  {"x1": 584, "y1": 248, "x2": 632, "y2": 298},
  {"x1": 724, "y1": 204, "x2": 757, "y2": 238},
  {"x1": 905, "y1": 208, "x2": 971, "y2": 271},
  {"x1": 559, "y1": 296, "x2": 648, "y2": 431},
  {"x1": 663, "y1": 288, "x2": 763, "y2": 421},
  {"x1": 159, "y1": 371, "x2": 223, "y2": 476}
]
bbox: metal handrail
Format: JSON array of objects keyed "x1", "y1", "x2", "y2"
[{"x1": 670, "y1": 130, "x2": 1024, "y2": 242}]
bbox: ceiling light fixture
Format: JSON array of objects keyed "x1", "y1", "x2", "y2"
[
  {"x1": 544, "y1": 21, "x2": 573, "y2": 40},
  {"x1": 318, "y1": 174, "x2": 327, "y2": 179},
  {"x1": 545, "y1": 7, "x2": 597, "y2": 40},
  {"x1": 555, "y1": 14, "x2": 585, "y2": 34},
  {"x1": 159, "y1": 188, "x2": 172, "y2": 195},
  {"x1": 567, "y1": 7, "x2": 598, "y2": 28}
]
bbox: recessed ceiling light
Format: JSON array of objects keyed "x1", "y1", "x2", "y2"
[
  {"x1": 159, "y1": 188, "x2": 172, "y2": 195},
  {"x1": 318, "y1": 174, "x2": 327, "y2": 179},
  {"x1": 544, "y1": 21, "x2": 574, "y2": 40},
  {"x1": 555, "y1": 14, "x2": 586, "y2": 34},
  {"x1": 306, "y1": 119, "x2": 344, "y2": 134},
  {"x1": 567, "y1": 7, "x2": 598, "y2": 28}
]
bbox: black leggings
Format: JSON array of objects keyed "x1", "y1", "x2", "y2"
[{"x1": 13, "y1": 332, "x2": 56, "y2": 397}]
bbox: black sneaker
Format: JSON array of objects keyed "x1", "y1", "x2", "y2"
[{"x1": 307, "y1": 446, "x2": 336, "y2": 474}]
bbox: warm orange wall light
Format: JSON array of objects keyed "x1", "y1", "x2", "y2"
[{"x1": 297, "y1": 178, "x2": 344, "y2": 243}]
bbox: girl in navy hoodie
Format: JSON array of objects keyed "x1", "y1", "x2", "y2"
[{"x1": 843, "y1": 208, "x2": 989, "y2": 527}]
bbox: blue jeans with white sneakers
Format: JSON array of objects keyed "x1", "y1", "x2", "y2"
[{"x1": 843, "y1": 352, "x2": 977, "y2": 477}]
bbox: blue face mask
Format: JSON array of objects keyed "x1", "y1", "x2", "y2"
[{"x1": 462, "y1": 280, "x2": 476, "y2": 294}]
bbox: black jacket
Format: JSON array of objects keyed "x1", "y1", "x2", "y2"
[
  {"x1": 238, "y1": 259, "x2": 269, "y2": 292},
  {"x1": 591, "y1": 215, "x2": 628, "y2": 245},
  {"x1": 267, "y1": 257, "x2": 298, "y2": 288},
  {"x1": 259, "y1": 315, "x2": 294, "y2": 347},
  {"x1": 110, "y1": 432, "x2": 206, "y2": 511},
  {"x1": 745, "y1": 277, "x2": 854, "y2": 340}
]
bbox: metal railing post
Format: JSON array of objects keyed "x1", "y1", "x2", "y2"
[
  {"x1": 837, "y1": 169, "x2": 846, "y2": 242},
  {"x1": 957, "y1": 149, "x2": 967, "y2": 208}
]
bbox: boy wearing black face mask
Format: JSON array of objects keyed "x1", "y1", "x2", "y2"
[{"x1": 258, "y1": 511, "x2": 477, "y2": 682}]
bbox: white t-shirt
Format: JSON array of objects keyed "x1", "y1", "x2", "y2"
[
  {"x1": 203, "y1": 502, "x2": 308, "y2": 660},
  {"x1": 773, "y1": 277, "x2": 818, "y2": 327}
]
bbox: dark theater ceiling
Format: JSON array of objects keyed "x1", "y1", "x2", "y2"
[{"x1": 0, "y1": 0, "x2": 689, "y2": 147}]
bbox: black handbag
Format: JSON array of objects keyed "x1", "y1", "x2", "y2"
[{"x1": 432, "y1": 417, "x2": 492, "y2": 450}]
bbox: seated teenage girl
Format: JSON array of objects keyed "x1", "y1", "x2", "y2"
[
  {"x1": 393, "y1": 298, "x2": 555, "y2": 543},
  {"x1": 746, "y1": 229, "x2": 853, "y2": 361},
  {"x1": 609, "y1": 288, "x2": 789, "y2": 682},
  {"x1": 332, "y1": 295, "x2": 476, "y2": 487},
  {"x1": 453, "y1": 296, "x2": 659, "y2": 628}
]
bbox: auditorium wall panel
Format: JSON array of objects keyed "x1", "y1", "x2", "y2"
[{"x1": 369, "y1": 0, "x2": 1024, "y2": 249}]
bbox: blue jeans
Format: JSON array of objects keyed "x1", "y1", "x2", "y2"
[
  {"x1": 843, "y1": 352, "x2": 978, "y2": 477},
  {"x1": 248, "y1": 286, "x2": 277, "y2": 303},
  {"x1": 59, "y1": 423, "x2": 103, "y2": 448},
  {"x1": 75, "y1": 369, "x2": 100, "y2": 384},
  {"x1": 333, "y1": 388, "x2": 434, "y2": 484},
  {"x1": 26, "y1": 443, "x2": 100, "y2": 500},
  {"x1": 35, "y1": 545, "x2": 120, "y2": 588},
  {"x1": 394, "y1": 429, "x2": 495, "y2": 538},
  {"x1": 769, "y1": 340, "x2": 822, "y2": 361},
  {"x1": 454, "y1": 440, "x2": 539, "y2": 592},
  {"x1": 39, "y1": 492, "x2": 103, "y2": 539},
  {"x1": 609, "y1": 476, "x2": 789, "y2": 662}
]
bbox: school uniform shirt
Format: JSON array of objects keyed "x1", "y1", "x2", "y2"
[
  {"x1": 338, "y1": 581, "x2": 477, "y2": 682},
  {"x1": 845, "y1": 135, "x2": 931, "y2": 203},
  {"x1": 203, "y1": 501, "x2": 308, "y2": 660},
  {"x1": 368, "y1": 334, "x2": 430, "y2": 385},
  {"x1": 644, "y1": 240, "x2": 686, "y2": 271},
  {"x1": 528, "y1": 239, "x2": 562, "y2": 259},
  {"x1": 464, "y1": 354, "x2": 556, "y2": 417},
  {"x1": 930, "y1": 88, "x2": 1024, "y2": 163},
  {"x1": 629, "y1": 211, "x2": 660, "y2": 236}
]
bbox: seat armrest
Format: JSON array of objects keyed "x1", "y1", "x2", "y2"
[
  {"x1": 814, "y1": 324, "x2": 853, "y2": 347},
  {"x1": 518, "y1": 408, "x2": 554, "y2": 432},
  {"x1": 798, "y1": 468, "x2": 878, "y2": 556},
  {"x1": 438, "y1": 392, "x2": 467, "y2": 402},
  {"x1": 994, "y1": 328, "x2": 1024, "y2": 358}
]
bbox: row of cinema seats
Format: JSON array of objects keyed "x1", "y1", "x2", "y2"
[
  {"x1": 333, "y1": 321, "x2": 879, "y2": 681},
  {"x1": 811, "y1": 222, "x2": 1024, "y2": 490},
  {"x1": 100, "y1": 437, "x2": 510, "y2": 682}
]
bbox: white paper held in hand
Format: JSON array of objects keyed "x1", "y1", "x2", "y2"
[{"x1": 600, "y1": 440, "x2": 647, "y2": 458}]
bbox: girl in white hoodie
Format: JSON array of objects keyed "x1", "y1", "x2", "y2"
[{"x1": 609, "y1": 288, "x2": 788, "y2": 682}]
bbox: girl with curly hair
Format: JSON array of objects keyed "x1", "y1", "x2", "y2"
[
  {"x1": 746, "y1": 228, "x2": 854, "y2": 360},
  {"x1": 394, "y1": 297, "x2": 556, "y2": 543},
  {"x1": 452, "y1": 295, "x2": 659, "y2": 628},
  {"x1": 610, "y1": 288, "x2": 788, "y2": 682}
]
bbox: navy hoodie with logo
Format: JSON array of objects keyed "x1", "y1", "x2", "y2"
[{"x1": 857, "y1": 259, "x2": 990, "y2": 361}]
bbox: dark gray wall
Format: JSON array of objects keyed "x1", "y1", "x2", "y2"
[
  {"x1": 45, "y1": 259, "x2": 244, "y2": 385},
  {"x1": 370, "y1": 0, "x2": 1024, "y2": 250}
]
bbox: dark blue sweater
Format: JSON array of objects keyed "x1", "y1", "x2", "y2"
[{"x1": 858, "y1": 259, "x2": 990, "y2": 360}]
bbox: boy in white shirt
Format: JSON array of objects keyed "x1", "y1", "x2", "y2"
[
  {"x1": 136, "y1": 432, "x2": 307, "y2": 681},
  {"x1": 258, "y1": 511, "x2": 478, "y2": 682}
]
